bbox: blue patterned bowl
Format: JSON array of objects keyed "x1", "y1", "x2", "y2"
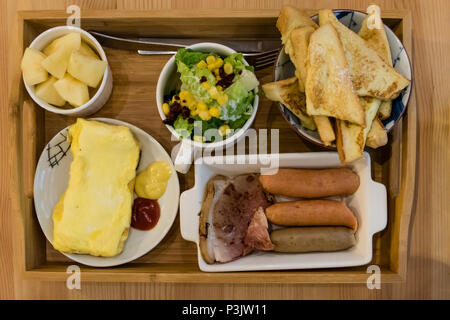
[{"x1": 274, "y1": 9, "x2": 412, "y2": 148}]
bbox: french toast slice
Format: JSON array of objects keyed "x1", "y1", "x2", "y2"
[
  {"x1": 277, "y1": 5, "x2": 318, "y2": 58},
  {"x1": 359, "y1": 14, "x2": 393, "y2": 120},
  {"x1": 336, "y1": 97, "x2": 381, "y2": 163},
  {"x1": 305, "y1": 23, "x2": 365, "y2": 126},
  {"x1": 262, "y1": 77, "x2": 316, "y2": 130},
  {"x1": 276, "y1": 7, "x2": 335, "y2": 144},
  {"x1": 366, "y1": 117, "x2": 388, "y2": 149},
  {"x1": 290, "y1": 26, "x2": 315, "y2": 91},
  {"x1": 319, "y1": 9, "x2": 410, "y2": 100}
]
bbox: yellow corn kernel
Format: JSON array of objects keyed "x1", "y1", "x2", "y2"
[
  {"x1": 214, "y1": 68, "x2": 220, "y2": 76},
  {"x1": 206, "y1": 55, "x2": 216, "y2": 65},
  {"x1": 197, "y1": 60, "x2": 207, "y2": 69},
  {"x1": 191, "y1": 109, "x2": 198, "y2": 116},
  {"x1": 188, "y1": 101, "x2": 196, "y2": 110},
  {"x1": 193, "y1": 135, "x2": 206, "y2": 143},
  {"x1": 171, "y1": 96, "x2": 177, "y2": 103},
  {"x1": 214, "y1": 58, "x2": 224, "y2": 69},
  {"x1": 185, "y1": 95, "x2": 195, "y2": 104},
  {"x1": 224, "y1": 62, "x2": 233, "y2": 75},
  {"x1": 199, "y1": 110, "x2": 212, "y2": 121},
  {"x1": 218, "y1": 124, "x2": 231, "y2": 136},
  {"x1": 209, "y1": 107, "x2": 220, "y2": 118},
  {"x1": 201, "y1": 82, "x2": 210, "y2": 90},
  {"x1": 207, "y1": 64, "x2": 215, "y2": 71},
  {"x1": 197, "y1": 102, "x2": 208, "y2": 111},
  {"x1": 162, "y1": 103, "x2": 170, "y2": 115},
  {"x1": 216, "y1": 85, "x2": 223, "y2": 91},
  {"x1": 179, "y1": 90, "x2": 191, "y2": 100},
  {"x1": 217, "y1": 93, "x2": 228, "y2": 106},
  {"x1": 209, "y1": 87, "x2": 219, "y2": 99}
]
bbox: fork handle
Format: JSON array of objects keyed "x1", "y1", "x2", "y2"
[{"x1": 138, "y1": 50, "x2": 178, "y2": 55}]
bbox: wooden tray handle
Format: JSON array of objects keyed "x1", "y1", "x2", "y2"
[{"x1": 22, "y1": 99, "x2": 37, "y2": 199}]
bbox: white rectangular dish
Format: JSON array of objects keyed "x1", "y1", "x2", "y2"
[{"x1": 180, "y1": 152, "x2": 387, "y2": 272}]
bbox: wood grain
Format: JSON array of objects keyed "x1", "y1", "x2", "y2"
[{"x1": 2, "y1": 0, "x2": 449, "y2": 299}]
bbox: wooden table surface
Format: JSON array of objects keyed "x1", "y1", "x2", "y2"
[{"x1": 1, "y1": 0, "x2": 448, "y2": 299}]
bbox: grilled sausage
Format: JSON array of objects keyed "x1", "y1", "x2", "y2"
[
  {"x1": 266, "y1": 200, "x2": 358, "y2": 230},
  {"x1": 259, "y1": 168, "x2": 359, "y2": 198},
  {"x1": 270, "y1": 227, "x2": 356, "y2": 253}
]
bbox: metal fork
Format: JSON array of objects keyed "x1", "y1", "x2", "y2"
[
  {"x1": 89, "y1": 31, "x2": 281, "y2": 71},
  {"x1": 242, "y1": 49, "x2": 281, "y2": 71},
  {"x1": 138, "y1": 47, "x2": 281, "y2": 71}
]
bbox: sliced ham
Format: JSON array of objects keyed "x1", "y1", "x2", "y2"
[
  {"x1": 244, "y1": 207, "x2": 275, "y2": 252},
  {"x1": 199, "y1": 174, "x2": 274, "y2": 264}
]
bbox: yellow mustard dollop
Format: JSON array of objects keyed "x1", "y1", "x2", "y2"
[{"x1": 135, "y1": 161, "x2": 172, "y2": 200}]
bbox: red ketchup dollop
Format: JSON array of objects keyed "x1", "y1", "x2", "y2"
[{"x1": 131, "y1": 198, "x2": 160, "y2": 230}]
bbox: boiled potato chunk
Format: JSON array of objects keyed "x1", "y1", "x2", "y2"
[
  {"x1": 54, "y1": 74, "x2": 89, "y2": 107},
  {"x1": 43, "y1": 32, "x2": 81, "y2": 56},
  {"x1": 21, "y1": 48, "x2": 48, "y2": 86},
  {"x1": 41, "y1": 33, "x2": 81, "y2": 79},
  {"x1": 77, "y1": 42, "x2": 100, "y2": 59},
  {"x1": 35, "y1": 76, "x2": 66, "y2": 106},
  {"x1": 68, "y1": 51, "x2": 107, "y2": 88}
]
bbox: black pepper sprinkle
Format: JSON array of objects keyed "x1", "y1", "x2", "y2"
[{"x1": 174, "y1": 95, "x2": 180, "y2": 100}]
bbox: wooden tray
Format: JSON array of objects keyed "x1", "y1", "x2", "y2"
[{"x1": 10, "y1": 9, "x2": 417, "y2": 283}]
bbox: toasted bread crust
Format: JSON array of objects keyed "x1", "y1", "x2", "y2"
[
  {"x1": 314, "y1": 116, "x2": 335, "y2": 145},
  {"x1": 276, "y1": 6, "x2": 317, "y2": 41},
  {"x1": 336, "y1": 97, "x2": 381, "y2": 163},
  {"x1": 262, "y1": 77, "x2": 316, "y2": 130},
  {"x1": 366, "y1": 117, "x2": 388, "y2": 148}
]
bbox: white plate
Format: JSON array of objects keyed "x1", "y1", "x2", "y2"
[
  {"x1": 34, "y1": 118, "x2": 180, "y2": 267},
  {"x1": 180, "y1": 152, "x2": 387, "y2": 272}
]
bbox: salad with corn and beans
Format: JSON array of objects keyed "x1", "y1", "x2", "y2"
[{"x1": 162, "y1": 48, "x2": 259, "y2": 143}]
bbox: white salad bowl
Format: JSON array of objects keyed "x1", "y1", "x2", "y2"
[
  {"x1": 156, "y1": 42, "x2": 259, "y2": 174},
  {"x1": 25, "y1": 26, "x2": 113, "y2": 117}
]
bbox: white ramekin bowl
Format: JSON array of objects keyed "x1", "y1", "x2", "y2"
[
  {"x1": 156, "y1": 42, "x2": 259, "y2": 173},
  {"x1": 24, "y1": 26, "x2": 113, "y2": 117}
]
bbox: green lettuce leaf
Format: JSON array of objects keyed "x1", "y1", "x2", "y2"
[
  {"x1": 220, "y1": 79, "x2": 255, "y2": 121},
  {"x1": 224, "y1": 53, "x2": 246, "y2": 74},
  {"x1": 175, "y1": 48, "x2": 209, "y2": 68},
  {"x1": 173, "y1": 115, "x2": 194, "y2": 138}
]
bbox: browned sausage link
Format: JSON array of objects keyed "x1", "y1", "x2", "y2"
[
  {"x1": 266, "y1": 200, "x2": 358, "y2": 230},
  {"x1": 270, "y1": 227, "x2": 356, "y2": 253},
  {"x1": 259, "y1": 168, "x2": 359, "y2": 198}
]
